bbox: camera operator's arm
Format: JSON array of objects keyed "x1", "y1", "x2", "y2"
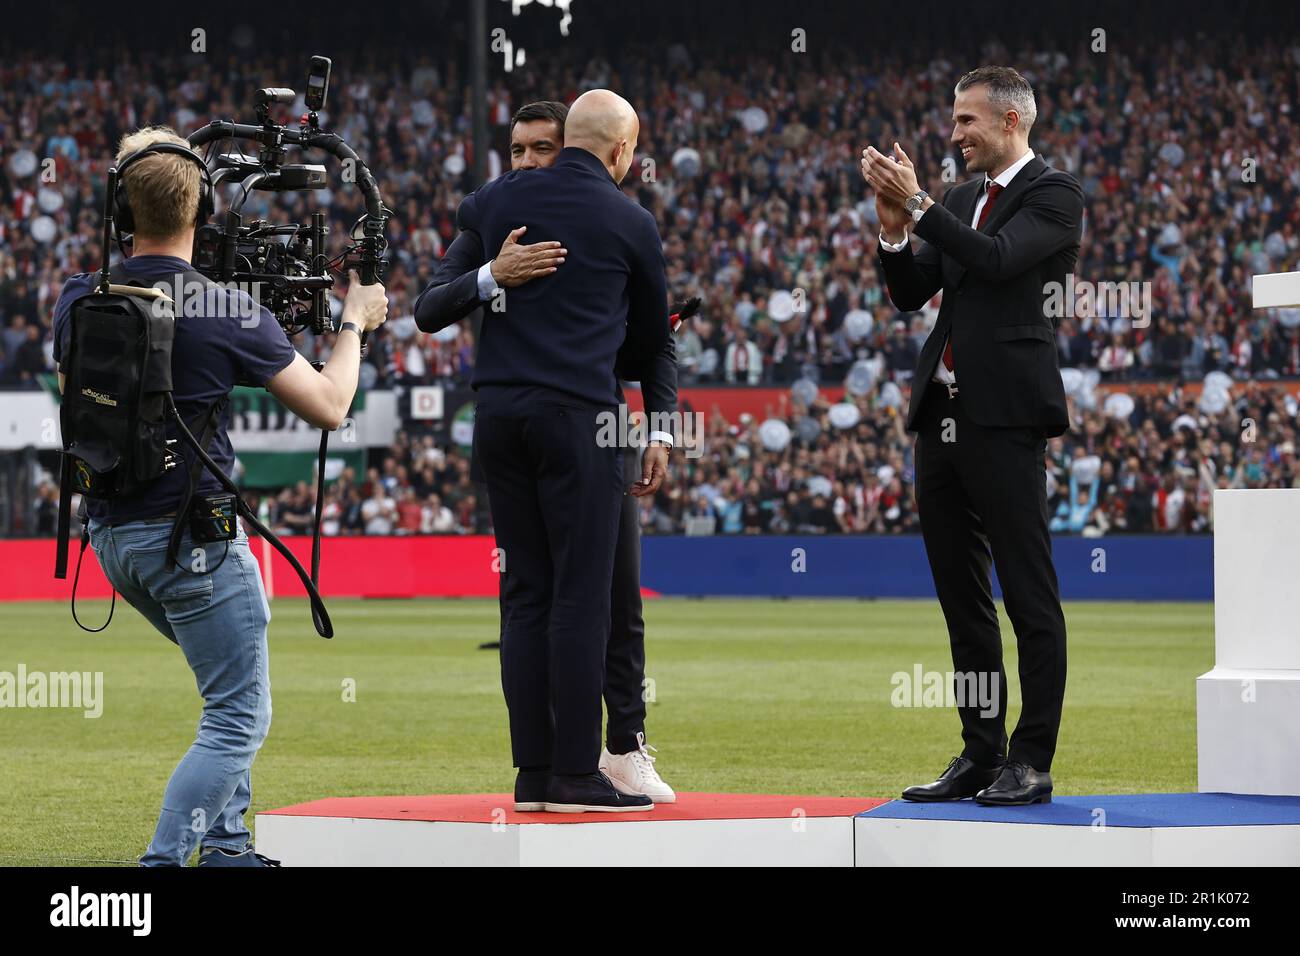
[{"x1": 266, "y1": 273, "x2": 389, "y2": 430}]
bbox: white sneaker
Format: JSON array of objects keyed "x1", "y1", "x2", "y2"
[{"x1": 598, "y1": 732, "x2": 677, "y2": 804}]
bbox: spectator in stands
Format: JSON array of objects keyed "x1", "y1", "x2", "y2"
[
  {"x1": 362, "y1": 483, "x2": 397, "y2": 535},
  {"x1": 724, "y1": 328, "x2": 762, "y2": 385},
  {"x1": 422, "y1": 493, "x2": 456, "y2": 533},
  {"x1": 34, "y1": 481, "x2": 58, "y2": 535},
  {"x1": 274, "y1": 482, "x2": 315, "y2": 536},
  {"x1": 394, "y1": 487, "x2": 423, "y2": 535},
  {"x1": 454, "y1": 493, "x2": 485, "y2": 534},
  {"x1": 1153, "y1": 474, "x2": 1188, "y2": 532},
  {"x1": 1, "y1": 323, "x2": 47, "y2": 389},
  {"x1": 882, "y1": 320, "x2": 918, "y2": 381},
  {"x1": 320, "y1": 495, "x2": 343, "y2": 537},
  {"x1": 3, "y1": 316, "x2": 27, "y2": 361},
  {"x1": 806, "y1": 494, "x2": 838, "y2": 534},
  {"x1": 1097, "y1": 334, "x2": 1134, "y2": 380},
  {"x1": 1050, "y1": 473, "x2": 1099, "y2": 534}
]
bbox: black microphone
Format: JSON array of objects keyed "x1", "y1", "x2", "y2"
[{"x1": 256, "y1": 87, "x2": 297, "y2": 106}]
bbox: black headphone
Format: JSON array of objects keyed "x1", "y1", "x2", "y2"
[{"x1": 113, "y1": 142, "x2": 214, "y2": 236}]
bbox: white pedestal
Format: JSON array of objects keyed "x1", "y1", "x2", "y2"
[
  {"x1": 252, "y1": 792, "x2": 877, "y2": 867},
  {"x1": 1197, "y1": 489, "x2": 1300, "y2": 795},
  {"x1": 1251, "y1": 272, "x2": 1300, "y2": 309},
  {"x1": 255, "y1": 813, "x2": 858, "y2": 867},
  {"x1": 854, "y1": 817, "x2": 1300, "y2": 866}
]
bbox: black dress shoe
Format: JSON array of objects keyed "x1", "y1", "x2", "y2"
[
  {"x1": 544, "y1": 772, "x2": 653, "y2": 812},
  {"x1": 514, "y1": 769, "x2": 550, "y2": 811},
  {"x1": 974, "y1": 760, "x2": 1053, "y2": 806},
  {"x1": 901, "y1": 756, "x2": 1001, "y2": 802}
]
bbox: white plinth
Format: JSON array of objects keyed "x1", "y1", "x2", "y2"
[
  {"x1": 255, "y1": 813, "x2": 857, "y2": 867},
  {"x1": 1199, "y1": 489, "x2": 1300, "y2": 795},
  {"x1": 1198, "y1": 669, "x2": 1300, "y2": 794},
  {"x1": 1251, "y1": 272, "x2": 1300, "y2": 309},
  {"x1": 252, "y1": 792, "x2": 878, "y2": 867},
  {"x1": 854, "y1": 817, "x2": 1300, "y2": 866}
]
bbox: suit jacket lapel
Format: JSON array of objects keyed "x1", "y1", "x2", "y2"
[
  {"x1": 980, "y1": 156, "x2": 1045, "y2": 233},
  {"x1": 959, "y1": 176, "x2": 983, "y2": 231},
  {"x1": 941, "y1": 157, "x2": 1047, "y2": 289}
]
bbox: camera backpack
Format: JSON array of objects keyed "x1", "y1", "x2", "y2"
[
  {"x1": 54, "y1": 263, "x2": 179, "y2": 571},
  {"x1": 53, "y1": 263, "x2": 334, "y2": 637}
]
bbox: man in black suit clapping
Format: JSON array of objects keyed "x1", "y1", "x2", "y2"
[{"x1": 862, "y1": 66, "x2": 1082, "y2": 806}]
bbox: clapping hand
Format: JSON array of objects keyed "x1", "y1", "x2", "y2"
[{"x1": 861, "y1": 143, "x2": 922, "y2": 243}]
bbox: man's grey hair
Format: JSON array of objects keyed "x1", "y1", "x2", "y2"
[{"x1": 955, "y1": 66, "x2": 1037, "y2": 132}]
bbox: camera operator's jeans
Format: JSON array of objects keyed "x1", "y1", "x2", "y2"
[{"x1": 88, "y1": 517, "x2": 272, "y2": 867}]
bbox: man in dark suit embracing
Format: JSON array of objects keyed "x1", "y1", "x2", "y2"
[
  {"x1": 413, "y1": 101, "x2": 679, "y2": 805},
  {"x1": 862, "y1": 66, "x2": 1082, "y2": 806},
  {"x1": 453, "y1": 90, "x2": 671, "y2": 813}
]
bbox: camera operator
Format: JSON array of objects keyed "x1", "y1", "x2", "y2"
[{"x1": 51, "y1": 126, "x2": 389, "y2": 867}]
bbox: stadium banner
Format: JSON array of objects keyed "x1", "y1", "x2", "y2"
[
  {"x1": 622, "y1": 385, "x2": 845, "y2": 422},
  {"x1": 5, "y1": 381, "x2": 1297, "y2": 450},
  {"x1": 0, "y1": 383, "x2": 400, "y2": 452},
  {"x1": 617, "y1": 382, "x2": 1292, "y2": 424},
  {"x1": 2, "y1": 534, "x2": 1212, "y2": 602},
  {"x1": 0, "y1": 388, "x2": 60, "y2": 450},
  {"x1": 409, "y1": 385, "x2": 445, "y2": 420},
  {"x1": 238, "y1": 449, "x2": 366, "y2": 488},
  {"x1": 229, "y1": 386, "x2": 398, "y2": 451}
]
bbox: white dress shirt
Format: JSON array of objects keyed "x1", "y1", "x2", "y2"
[{"x1": 879, "y1": 148, "x2": 1037, "y2": 385}]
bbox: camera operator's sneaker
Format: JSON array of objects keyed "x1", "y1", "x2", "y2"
[
  {"x1": 544, "y1": 771, "x2": 653, "y2": 813},
  {"x1": 197, "y1": 846, "x2": 281, "y2": 867},
  {"x1": 599, "y1": 732, "x2": 677, "y2": 804}
]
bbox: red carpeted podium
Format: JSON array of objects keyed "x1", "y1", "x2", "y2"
[{"x1": 256, "y1": 792, "x2": 885, "y2": 866}]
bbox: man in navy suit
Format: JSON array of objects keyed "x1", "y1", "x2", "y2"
[
  {"x1": 414, "y1": 100, "x2": 679, "y2": 805},
  {"x1": 448, "y1": 90, "x2": 671, "y2": 812}
]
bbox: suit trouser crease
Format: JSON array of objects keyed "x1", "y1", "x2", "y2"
[
  {"x1": 478, "y1": 403, "x2": 623, "y2": 775},
  {"x1": 605, "y1": 449, "x2": 648, "y2": 754},
  {"x1": 488, "y1": 445, "x2": 648, "y2": 756},
  {"x1": 914, "y1": 388, "x2": 1067, "y2": 771}
]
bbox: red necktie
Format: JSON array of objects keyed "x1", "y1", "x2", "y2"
[{"x1": 942, "y1": 181, "x2": 1004, "y2": 372}]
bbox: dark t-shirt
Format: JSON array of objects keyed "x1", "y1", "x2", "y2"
[{"x1": 53, "y1": 255, "x2": 297, "y2": 523}]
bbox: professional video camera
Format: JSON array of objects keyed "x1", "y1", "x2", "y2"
[
  {"x1": 184, "y1": 55, "x2": 391, "y2": 335},
  {"x1": 60, "y1": 56, "x2": 392, "y2": 640}
]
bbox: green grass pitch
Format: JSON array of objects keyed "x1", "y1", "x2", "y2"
[{"x1": 0, "y1": 597, "x2": 1211, "y2": 865}]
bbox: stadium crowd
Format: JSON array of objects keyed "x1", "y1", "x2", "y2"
[
  {"x1": 5, "y1": 32, "x2": 1300, "y2": 535},
  {"x1": 232, "y1": 378, "x2": 1299, "y2": 540}
]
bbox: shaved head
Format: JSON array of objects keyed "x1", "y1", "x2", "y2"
[{"x1": 564, "y1": 89, "x2": 640, "y2": 183}]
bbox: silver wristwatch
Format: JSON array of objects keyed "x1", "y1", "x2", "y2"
[{"x1": 904, "y1": 190, "x2": 929, "y2": 222}]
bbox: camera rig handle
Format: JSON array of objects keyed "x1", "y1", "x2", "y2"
[
  {"x1": 189, "y1": 120, "x2": 389, "y2": 237},
  {"x1": 188, "y1": 118, "x2": 391, "y2": 337}
]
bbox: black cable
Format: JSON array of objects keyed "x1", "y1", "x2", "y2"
[
  {"x1": 165, "y1": 393, "x2": 333, "y2": 638},
  {"x1": 312, "y1": 429, "x2": 328, "y2": 586},
  {"x1": 70, "y1": 531, "x2": 115, "y2": 633}
]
